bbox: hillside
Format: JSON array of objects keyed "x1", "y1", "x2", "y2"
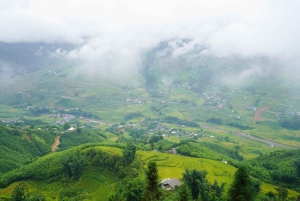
[{"x1": 0, "y1": 145, "x2": 299, "y2": 200}]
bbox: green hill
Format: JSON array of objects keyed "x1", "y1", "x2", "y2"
[{"x1": 0, "y1": 145, "x2": 299, "y2": 200}]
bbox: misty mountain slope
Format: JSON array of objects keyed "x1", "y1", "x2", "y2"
[{"x1": 1, "y1": 42, "x2": 300, "y2": 148}]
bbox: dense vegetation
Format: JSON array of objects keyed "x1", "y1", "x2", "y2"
[
  {"x1": 176, "y1": 142, "x2": 243, "y2": 166},
  {"x1": 164, "y1": 116, "x2": 199, "y2": 127},
  {"x1": 246, "y1": 149, "x2": 300, "y2": 192},
  {"x1": 0, "y1": 125, "x2": 54, "y2": 174},
  {"x1": 280, "y1": 114, "x2": 300, "y2": 130}
]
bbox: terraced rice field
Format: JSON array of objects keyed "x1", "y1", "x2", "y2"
[
  {"x1": 75, "y1": 167, "x2": 116, "y2": 201},
  {"x1": 97, "y1": 147, "x2": 300, "y2": 197},
  {"x1": 136, "y1": 150, "x2": 235, "y2": 186}
]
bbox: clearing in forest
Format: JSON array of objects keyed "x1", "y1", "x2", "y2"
[{"x1": 51, "y1": 136, "x2": 60, "y2": 152}]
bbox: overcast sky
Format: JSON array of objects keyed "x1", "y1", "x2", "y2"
[{"x1": 1, "y1": 0, "x2": 300, "y2": 71}]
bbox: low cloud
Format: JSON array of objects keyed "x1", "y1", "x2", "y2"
[{"x1": 1, "y1": 0, "x2": 300, "y2": 78}]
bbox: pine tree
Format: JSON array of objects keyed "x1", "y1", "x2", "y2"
[
  {"x1": 228, "y1": 165, "x2": 255, "y2": 201},
  {"x1": 143, "y1": 161, "x2": 162, "y2": 201},
  {"x1": 122, "y1": 141, "x2": 136, "y2": 165}
]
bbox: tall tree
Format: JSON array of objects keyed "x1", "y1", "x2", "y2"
[
  {"x1": 143, "y1": 161, "x2": 162, "y2": 201},
  {"x1": 122, "y1": 141, "x2": 136, "y2": 165},
  {"x1": 182, "y1": 169, "x2": 225, "y2": 201},
  {"x1": 228, "y1": 165, "x2": 255, "y2": 201},
  {"x1": 182, "y1": 169, "x2": 208, "y2": 200}
]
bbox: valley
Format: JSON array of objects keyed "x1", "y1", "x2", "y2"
[{"x1": 1, "y1": 43, "x2": 300, "y2": 200}]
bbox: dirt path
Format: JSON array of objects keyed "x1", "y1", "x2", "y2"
[
  {"x1": 24, "y1": 133, "x2": 31, "y2": 142},
  {"x1": 51, "y1": 136, "x2": 60, "y2": 152},
  {"x1": 253, "y1": 105, "x2": 270, "y2": 123}
]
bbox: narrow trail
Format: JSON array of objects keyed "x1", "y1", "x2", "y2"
[
  {"x1": 136, "y1": 156, "x2": 145, "y2": 175},
  {"x1": 253, "y1": 105, "x2": 270, "y2": 123},
  {"x1": 51, "y1": 136, "x2": 60, "y2": 152}
]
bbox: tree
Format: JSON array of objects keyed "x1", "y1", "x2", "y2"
[
  {"x1": 178, "y1": 184, "x2": 192, "y2": 201},
  {"x1": 126, "y1": 177, "x2": 145, "y2": 201},
  {"x1": 63, "y1": 122, "x2": 70, "y2": 130},
  {"x1": 228, "y1": 165, "x2": 255, "y2": 201},
  {"x1": 265, "y1": 191, "x2": 277, "y2": 200},
  {"x1": 11, "y1": 182, "x2": 27, "y2": 201},
  {"x1": 143, "y1": 161, "x2": 162, "y2": 201},
  {"x1": 275, "y1": 185, "x2": 289, "y2": 201},
  {"x1": 295, "y1": 159, "x2": 300, "y2": 178},
  {"x1": 61, "y1": 152, "x2": 85, "y2": 180},
  {"x1": 123, "y1": 142, "x2": 136, "y2": 165},
  {"x1": 182, "y1": 169, "x2": 207, "y2": 200}
]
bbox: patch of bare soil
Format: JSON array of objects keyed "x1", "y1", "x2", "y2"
[
  {"x1": 51, "y1": 136, "x2": 60, "y2": 152},
  {"x1": 253, "y1": 105, "x2": 270, "y2": 123},
  {"x1": 24, "y1": 133, "x2": 31, "y2": 142}
]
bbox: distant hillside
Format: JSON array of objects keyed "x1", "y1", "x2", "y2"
[{"x1": 0, "y1": 42, "x2": 74, "y2": 73}]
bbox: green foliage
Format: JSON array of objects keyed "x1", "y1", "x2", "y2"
[
  {"x1": 124, "y1": 112, "x2": 143, "y2": 121},
  {"x1": 143, "y1": 161, "x2": 162, "y2": 201},
  {"x1": 61, "y1": 151, "x2": 85, "y2": 180},
  {"x1": 58, "y1": 129, "x2": 104, "y2": 150},
  {"x1": 295, "y1": 159, "x2": 300, "y2": 178},
  {"x1": 247, "y1": 149, "x2": 300, "y2": 191},
  {"x1": 183, "y1": 169, "x2": 207, "y2": 200},
  {"x1": 164, "y1": 116, "x2": 199, "y2": 127},
  {"x1": 122, "y1": 142, "x2": 136, "y2": 165},
  {"x1": 63, "y1": 122, "x2": 71, "y2": 130},
  {"x1": 177, "y1": 142, "x2": 241, "y2": 165},
  {"x1": 28, "y1": 193, "x2": 46, "y2": 201},
  {"x1": 226, "y1": 122, "x2": 253, "y2": 130},
  {"x1": 0, "y1": 125, "x2": 53, "y2": 174},
  {"x1": 182, "y1": 169, "x2": 225, "y2": 201},
  {"x1": 275, "y1": 185, "x2": 289, "y2": 201},
  {"x1": 59, "y1": 109, "x2": 98, "y2": 119},
  {"x1": 127, "y1": 128, "x2": 146, "y2": 139},
  {"x1": 149, "y1": 135, "x2": 163, "y2": 144},
  {"x1": 280, "y1": 114, "x2": 300, "y2": 130},
  {"x1": 228, "y1": 165, "x2": 257, "y2": 201},
  {"x1": 206, "y1": 117, "x2": 222, "y2": 125},
  {"x1": 125, "y1": 177, "x2": 145, "y2": 201},
  {"x1": 11, "y1": 182, "x2": 27, "y2": 201},
  {"x1": 177, "y1": 184, "x2": 192, "y2": 201},
  {"x1": 199, "y1": 142, "x2": 244, "y2": 161},
  {"x1": 29, "y1": 107, "x2": 50, "y2": 115}
]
